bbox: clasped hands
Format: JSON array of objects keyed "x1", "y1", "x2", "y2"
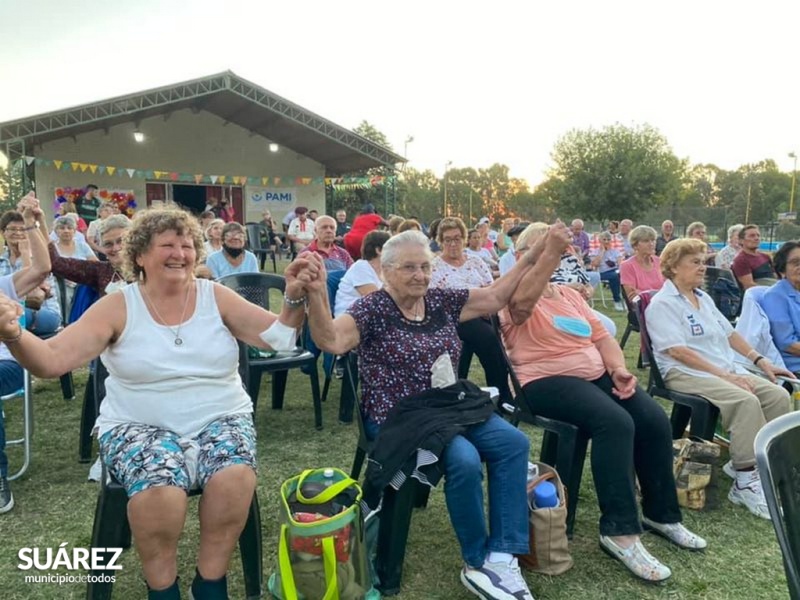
[
  {"x1": 0, "y1": 291, "x2": 24, "y2": 340},
  {"x1": 283, "y1": 253, "x2": 327, "y2": 300}
]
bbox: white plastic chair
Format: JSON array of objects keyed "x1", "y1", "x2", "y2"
[{"x1": 1, "y1": 369, "x2": 33, "y2": 481}]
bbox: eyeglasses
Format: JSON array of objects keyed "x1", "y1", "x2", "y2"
[
  {"x1": 394, "y1": 263, "x2": 432, "y2": 275},
  {"x1": 101, "y1": 237, "x2": 124, "y2": 250},
  {"x1": 442, "y1": 236, "x2": 463, "y2": 245},
  {"x1": 4, "y1": 227, "x2": 26, "y2": 234}
]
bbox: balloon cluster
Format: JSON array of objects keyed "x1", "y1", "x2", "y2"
[{"x1": 53, "y1": 187, "x2": 137, "y2": 216}]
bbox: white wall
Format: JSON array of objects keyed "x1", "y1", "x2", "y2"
[{"x1": 33, "y1": 108, "x2": 326, "y2": 221}]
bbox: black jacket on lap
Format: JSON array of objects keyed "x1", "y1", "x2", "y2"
[{"x1": 362, "y1": 379, "x2": 495, "y2": 508}]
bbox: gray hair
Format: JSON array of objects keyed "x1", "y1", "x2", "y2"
[
  {"x1": 686, "y1": 221, "x2": 706, "y2": 237},
  {"x1": 728, "y1": 223, "x2": 744, "y2": 242},
  {"x1": 55, "y1": 215, "x2": 77, "y2": 230},
  {"x1": 629, "y1": 225, "x2": 657, "y2": 247},
  {"x1": 380, "y1": 230, "x2": 432, "y2": 269},
  {"x1": 98, "y1": 214, "x2": 131, "y2": 237}
]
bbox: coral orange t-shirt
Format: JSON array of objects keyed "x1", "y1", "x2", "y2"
[{"x1": 500, "y1": 286, "x2": 609, "y2": 386}]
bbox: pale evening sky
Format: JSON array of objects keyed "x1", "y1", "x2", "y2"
[{"x1": 1, "y1": 0, "x2": 798, "y2": 185}]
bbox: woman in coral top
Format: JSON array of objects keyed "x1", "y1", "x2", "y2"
[
  {"x1": 619, "y1": 225, "x2": 665, "y2": 302},
  {"x1": 500, "y1": 267, "x2": 706, "y2": 583}
]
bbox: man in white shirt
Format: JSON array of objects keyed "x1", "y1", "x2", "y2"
[{"x1": 286, "y1": 206, "x2": 316, "y2": 253}]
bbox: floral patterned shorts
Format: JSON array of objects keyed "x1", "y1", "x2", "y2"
[{"x1": 98, "y1": 413, "x2": 257, "y2": 497}]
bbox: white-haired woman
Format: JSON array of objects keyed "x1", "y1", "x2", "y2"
[
  {"x1": 303, "y1": 227, "x2": 572, "y2": 600},
  {"x1": 619, "y1": 225, "x2": 665, "y2": 302},
  {"x1": 715, "y1": 223, "x2": 744, "y2": 270}
]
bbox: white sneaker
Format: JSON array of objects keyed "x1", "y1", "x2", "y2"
[
  {"x1": 87, "y1": 457, "x2": 102, "y2": 482},
  {"x1": 722, "y1": 460, "x2": 736, "y2": 479},
  {"x1": 729, "y1": 470, "x2": 771, "y2": 520},
  {"x1": 461, "y1": 557, "x2": 534, "y2": 600},
  {"x1": 613, "y1": 301, "x2": 626, "y2": 312}
]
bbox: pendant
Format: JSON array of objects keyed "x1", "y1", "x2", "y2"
[{"x1": 174, "y1": 337, "x2": 183, "y2": 346}]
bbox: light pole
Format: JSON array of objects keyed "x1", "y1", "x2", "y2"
[
  {"x1": 443, "y1": 160, "x2": 453, "y2": 216},
  {"x1": 403, "y1": 136, "x2": 414, "y2": 170},
  {"x1": 790, "y1": 152, "x2": 797, "y2": 214}
]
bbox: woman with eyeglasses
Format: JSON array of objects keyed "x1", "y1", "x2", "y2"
[
  {"x1": 47, "y1": 214, "x2": 132, "y2": 299},
  {"x1": 205, "y1": 222, "x2": 259, "y2": 279},
  {"x1": 303, "y1": 226, "x2": 572, "y2": 600},
  {"x1": 686, "y1": 221, "x2": 716, "y2": 265},
  {"x1": 430, "y1": 217, "x2": 511, "y2": 406}
]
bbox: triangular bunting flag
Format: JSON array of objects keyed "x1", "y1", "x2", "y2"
[
  {"x1": 98, "y1": 166, "x2": 106, "y2": 174},
  {"x1": 89, "y1": 164, "x2": 98, "y2": 174},
  {"x1": 25, "y1": 156, "x2": 35, "y2": 166},
  {"x1": 301, "y1": 177, "x2": 311, "y2": 185},
  {"x1": 262, "y1": 177, "x2": 269, "y2": 186},
  {"x1": 274, "y1": 177, "x2": 281, "y2": 186},
  {"x1": 79, "y1": 163, "x2": 89, "y2": 172},
  {"x1": 71, "y1": 162, "x2": 79, "y2": 172},
  {"x1": 127, "y1": 169, "x2": 135, "y2": 178},
  {"x1": 53, "y1": 160, "x2": 63, "y2": 170},
  {"x1": 210, "y1": 175, "x2": 218, "y2": 184},
  {"x1": 194, "y1": 174, "x2": 203, "y2": 184},
  {"x1": 232, "y1": 176, "x2": 240, "y2": 185},
  {"x1": 169, "y1": 172, "x2": 179, "y2": 181},
  {"x1": 218, "y1": 176, "x2": 226, "y2": 184},
  {"x1": 153, "y1": 171, "x2": 162, "y2": 179},
  {"x1": 107, "y1": 166, "x2": 116, "y2": 176}
]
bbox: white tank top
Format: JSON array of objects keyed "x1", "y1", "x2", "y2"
[{"x1": 96, "y1": 279, "x2": 252, "y2": 438}]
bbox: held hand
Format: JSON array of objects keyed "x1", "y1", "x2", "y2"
[
  {"x1": 611, "y1": 368, "x2": 638, "y2": 400},
  {"x1": 0, "y1": 292, "x2": 23, "y2": 338},
  {"x1": 723, "y1": 372, "x2": 755, "y2": 393},
  {"x1": 546, "y1": 221, "x2": 572, "y2": 255}
]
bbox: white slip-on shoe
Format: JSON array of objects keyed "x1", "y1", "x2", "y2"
[
  {"x1": 599, "y1": 535, "x2": 671, "y2": 582},
  {"x1": 642, "y1": 517, "x2": 707, "y2": 550}
]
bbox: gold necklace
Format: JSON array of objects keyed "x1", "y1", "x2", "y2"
[{"x1": 140, "y1": 281, "x2": 193, "y2": 347}]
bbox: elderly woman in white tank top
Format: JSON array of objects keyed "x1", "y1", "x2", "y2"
[{"x1": 0, "y1": 208, "x2": 318, "y2": 599}]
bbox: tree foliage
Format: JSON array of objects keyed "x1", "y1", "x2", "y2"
[{"x1": 546, "y1": 123, "x2": 684, "y2": 221}]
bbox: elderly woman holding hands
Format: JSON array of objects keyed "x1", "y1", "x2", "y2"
[
  {"x1": 619, "y1": 225, "x2": 665, "y2": 302},
  {"x1": 0, "y1": 207, "x2": 317, "y2": 599},
  {"x1": 502, "y1": 239, "x2": 705, "y2": 583},
  {"x1": 646, "y1": 238, "x2": 792, "y2": 520},
  {"x1": 303, "y1": 225, "x2": 572, "y2": 600}
]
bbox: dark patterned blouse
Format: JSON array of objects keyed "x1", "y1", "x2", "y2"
[
  {"x1": 347, "y1": 287, "x2": 469, "y2": 424},
  {"x1": 49, "y1": 243, "x2": 123, "y2": 297}
]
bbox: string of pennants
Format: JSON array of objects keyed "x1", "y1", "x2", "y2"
[{"x1": 14, "y1": 156, "x2": 393, "y2": 189}]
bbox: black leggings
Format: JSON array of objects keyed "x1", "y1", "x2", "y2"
[
  {"x1": 522, "y1": 373, "x2": 681, "y2": 536},
  {"x1": 457, "y1": 317, "x2": 512, "y2": 404}
]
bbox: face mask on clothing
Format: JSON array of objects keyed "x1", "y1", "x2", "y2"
[
  {"x1": 223, "y1": 245, "x2": 244, "y2": 258},
  {"x1": 552, "y1": 315, "x2": 592, "y2": 338}
]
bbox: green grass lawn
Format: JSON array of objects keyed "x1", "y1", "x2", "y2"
[{"x1": 0, "y1": 279, "x2": 790, "y2": 599}]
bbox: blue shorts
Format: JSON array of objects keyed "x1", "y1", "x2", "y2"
[{"x1": 98, "y1": 413, "x2": 257, "y2": 497}]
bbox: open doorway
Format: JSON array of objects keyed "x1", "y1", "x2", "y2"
[{"x1": 172, "y1": 185, "x2": 208, "y2": 214}]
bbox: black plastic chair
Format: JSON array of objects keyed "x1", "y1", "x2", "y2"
[
  {"x1": 755, "y1": 411, "x2": 800, "y2": 600},
  {"x1": 245, "y1": 222, "x2": 277, "y2": 273},
  {"x1": 490, "y1": 314, "x2": 589, "y2": 538},
  {"x1": 342, "y1": 354, "x2": 429, "y2": 596},
  {"x1": 216, "y1": 273, "x2": 323, "y2": 429},
  {"x1": 86, "y1": 359, "x2": 263, "y2": 600},
  {"x1": 636, "y1": 291, "x2": 720, "y2": 440}
]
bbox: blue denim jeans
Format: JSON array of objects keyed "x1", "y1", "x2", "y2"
[
  {"x1": 366, "y1": 413, "x2": 530, "y2": 567},
  {"x1": 0, "y1": 360, "x2": 24, "y2": 478},
  {"x1": 600, "y1": 269, "x2": 622, "y2": 302}
]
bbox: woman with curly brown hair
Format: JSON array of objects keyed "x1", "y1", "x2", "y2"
[{"x1": 0, "y1": 207, "x2": 318, "y2": 599}]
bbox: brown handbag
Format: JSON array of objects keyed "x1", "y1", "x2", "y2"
[{"x1": 516, "y1": 462, "x2": 574, "y2": 575}]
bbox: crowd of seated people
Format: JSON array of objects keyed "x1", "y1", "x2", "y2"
[{"x1": 5, "y1": 195, "x2": 800, "y2": 599}]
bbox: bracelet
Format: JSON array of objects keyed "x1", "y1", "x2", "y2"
[
  {"x1": 283, "y1": 293, "x2": 307, "y2": 308},
  {"x1": 754, "y1": 355, "x2": 766, "y2": 366},
  {"x1": 0, "y1": 326, "x2": 24, "y2": 344}
]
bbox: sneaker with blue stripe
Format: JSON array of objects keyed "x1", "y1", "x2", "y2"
[{"x1": 460, "y1": 557, "x2": 534, "y2": 600}]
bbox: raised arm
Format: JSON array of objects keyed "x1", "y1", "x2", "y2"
[
  {"x1": 215, "y1": 256, "x2": 319, "y2": 349},
  {"x1": 11, "y1": 194, "x2": 51, "y2": 296},
  {"x1": 0, "y1": 291, "x2": 122, "y2": 377},
  {"x1": 464, "y1": 222, "x2": 571, "y2": 324},
  {"x1": 303, "y1": 255, "x2": 361, "y2": 355}
]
